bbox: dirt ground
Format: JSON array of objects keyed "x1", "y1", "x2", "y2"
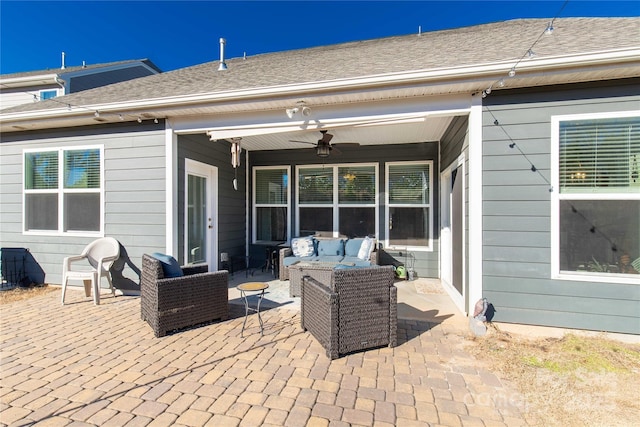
[{"x1": 466, "y1": 324, "x2": 640, "y2": 427}]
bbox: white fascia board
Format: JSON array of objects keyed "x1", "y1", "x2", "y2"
[
  {"x1": 2, "y1": 48, "x2": 638, "y2": 124},
  {"x1": 0, "y1": 73, "x2": 60, "y2": 88}
]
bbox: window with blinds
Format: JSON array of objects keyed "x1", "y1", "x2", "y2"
[
  {"x1": 253, "y1": 167, "x2": 289, "y2": 242},
  {"x1": 386, "y1": 162, "x2": 432, "y2": 248},
  {"x1": 297, "y1": 164, "x2": 377, "y2": 238},
  {"x1": 24, "y1": 147, "x2": 102, "y2": 234},
  {"x1": 555, "y1": 114, "x2": 640, "y2": 280},
  {"x1": 388, "y1": 163, "x2": 430, "y2": 204},
  {"x1": 559, "y1": 117, "x2": 640, "y2": 193}
]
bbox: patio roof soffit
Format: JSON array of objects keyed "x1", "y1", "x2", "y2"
[{"x1": 204, "y1": 112, "x2": 441, "y2": 142}]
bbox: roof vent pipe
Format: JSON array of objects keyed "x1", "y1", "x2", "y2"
[
  {"x1": 61, "y1": 51, "x2": 66, "y2": 69},
  {"x1": 218, "y1": 38, "x2": 228, "y2": 71}
]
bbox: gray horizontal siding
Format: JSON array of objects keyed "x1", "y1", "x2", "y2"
[
  {"x1": 481, "y1": 79, "x2": 640, "y2": 334},
  {"x1": 0, "y1": 122, "x2": 166, "y2": 287}
]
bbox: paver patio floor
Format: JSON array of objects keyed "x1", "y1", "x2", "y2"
[{"x1": 1, "y1": 275, "x2": 528, "y2": 426}]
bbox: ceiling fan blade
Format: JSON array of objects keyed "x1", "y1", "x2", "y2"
[
  {"x1": 331, "y1": 142, "x2": 360, "y2": 147},
  {"x1": 320, "y1": 132, "x2": 333, "y2": 144}
]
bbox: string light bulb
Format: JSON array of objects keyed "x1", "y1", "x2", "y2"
[
  {"x1": 508, "y1": 68, "x2": 516, "y2": 77},
  {"x1": 545, "y1": 22, "x2": 554, "y2": 35}
]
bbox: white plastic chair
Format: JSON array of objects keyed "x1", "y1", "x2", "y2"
[{"x1": 61, "y1": 237, "x2": 120, "y2": 305}]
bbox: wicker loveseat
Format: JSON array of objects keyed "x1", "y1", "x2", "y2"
[
  {"x1": 301, "y1": 265, "x2": 397, "y2": 359},
  {"x1": 141, "y1": 254, "x2": 229, "y2": 337},
  {"x1": 279, "y1": 236, "x2": 378, "y2": 281}
]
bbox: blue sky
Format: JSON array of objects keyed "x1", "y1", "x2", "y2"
[{"x1": 1, "y1": 1, "x2": 638, "y2": 75}]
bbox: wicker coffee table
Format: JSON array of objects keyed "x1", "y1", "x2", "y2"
[{"x1": 237, "y1": 282, "x2": 269, "y2": 337}]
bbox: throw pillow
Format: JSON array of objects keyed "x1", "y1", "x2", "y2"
[
  {"x1": 357, "y1": 236, "x2": 375, "y2": 261},
  {"x1": 151, "y1": 253, "x2": 184, "y2": 278},
  {"x1": 291, "y1": 236, "x2": 315, "y2": 257},
  {"x1": 344, "y1": 238, "x2": 363, "y2": 257},
  {"x1": 317, "y1": 239, "x2": 345, "y2": 257}
]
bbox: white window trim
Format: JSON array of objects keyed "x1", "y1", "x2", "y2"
[
  {"x1": 252, "y1": 165, "x2": 291, "y2": 244},
  {"x1": 551, "y1": 110, "x2": 640, "y2": 285},
  {"x1": 23, "y1": 145, "x2": 104, "y2": 237},
  {"x1": 385, "y1": 160, "x2": 434, "y2": 252},
  {"x1": 295, "y1": 163, "x2": 379, "y2": 238}
]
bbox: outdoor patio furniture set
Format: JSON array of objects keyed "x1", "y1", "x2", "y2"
[{"x1": 64, "y1": 237, "x2": 398, "y2": 358}]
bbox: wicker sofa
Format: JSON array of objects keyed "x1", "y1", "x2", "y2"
[
  {"x1": 301, "y1": 265, "x2": 397, "y2": 359},
  {"x1": 141, "y1": 254, "x2": 229, "y2": 337},
  {"x1": 279, "y1": 236, "x2": 378, "y2": 281}
]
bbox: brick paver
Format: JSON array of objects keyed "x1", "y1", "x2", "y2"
[{"x1": 0, "y1": 285, "x2": 529, "y2": 426}]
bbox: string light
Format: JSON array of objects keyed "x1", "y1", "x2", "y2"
[
  {"x1": 488, "y1": 107, "x2": 553, "y2": 192},
  {"x1": 478, "y1": 0, "x2": 568, "y2": 97},
  {"x1": 545, "y1": 21, "x2": 555, "y2": 35}
]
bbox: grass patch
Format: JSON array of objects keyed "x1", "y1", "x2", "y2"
[
  {"x1": 468, "y1": 325, "x2": 640, "y2": 426},
  {"x1": 0, "y1": 285, "x2": 57, "y2": 305}
]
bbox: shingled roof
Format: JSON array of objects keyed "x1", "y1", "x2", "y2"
[{"x1": 2, "y1": 17, "x2": 638, "y2": 117}]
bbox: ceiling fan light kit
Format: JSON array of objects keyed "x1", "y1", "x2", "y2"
[
  {"x1": 289, "y1": 130, "x2": 359, "y2": 158},
  {"x1": 316, "y1": 143, "x2": 331, "y2": 157}
]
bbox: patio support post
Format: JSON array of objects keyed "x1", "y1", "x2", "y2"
[{"x1": 467, "y1": 94, "x2": 484, "y2": 315}]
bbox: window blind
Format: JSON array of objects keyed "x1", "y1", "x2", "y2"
[
  {"x1": 255, "y1": 169, "x2": 287, "y2": 204},
  {"x1": 560, "y1": 117, "x2": 640, "y2": 193},
  {"x1": 25, "y1": 152, "x2": 58, "y2": 190},
  {"x1": 338, "y1": 166, "x2": 375, "y2": 204},
  {"x1": 388, "y1": 164, "x2": 430, "y2": 204},
  {"x1": 64, "y1": 149, "x2": 100, "y2": 189},
  {"x1": 299, "y1": 167, "x2": 333, "y2": 204}
]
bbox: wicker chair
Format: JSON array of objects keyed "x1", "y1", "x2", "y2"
[
  {"x1": 301, "y1": 265, "x2": 397, "y2": 359},
  {"x1": 141, "y1": 254, "x2": 229, "y2": 337}
]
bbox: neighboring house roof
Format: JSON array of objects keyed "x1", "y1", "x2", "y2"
[
  {"x1": 0, "y1": 59, "x2": 161, "y2": 89},
  {"x1": 0, "y1": 59, "x2": 161, "y2": 82},
  {"x1": 1, "y1": 18, "x2": 638, "y2": 132}
]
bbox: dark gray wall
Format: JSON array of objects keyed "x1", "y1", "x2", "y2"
[
  {"x1": 178, "y1": 134, "x2": 247, "y2": 267},
  {"x1": 250, "y1": 141, "x2": 440, "y2": 278},
  {"x1": 482, "y1": 78, "x2": 640, "y2": 334},
  {"x1": 440, "y1": 115, "x2": 471, "y2": 310}
]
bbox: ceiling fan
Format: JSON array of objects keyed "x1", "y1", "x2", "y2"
[{"x1": 289, "y1": 130, "x2": 359, "y2": 158}]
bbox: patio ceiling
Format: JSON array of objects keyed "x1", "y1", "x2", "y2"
[{"x1": 212, "y1": 115, "x2": 456, "y2": 152}]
